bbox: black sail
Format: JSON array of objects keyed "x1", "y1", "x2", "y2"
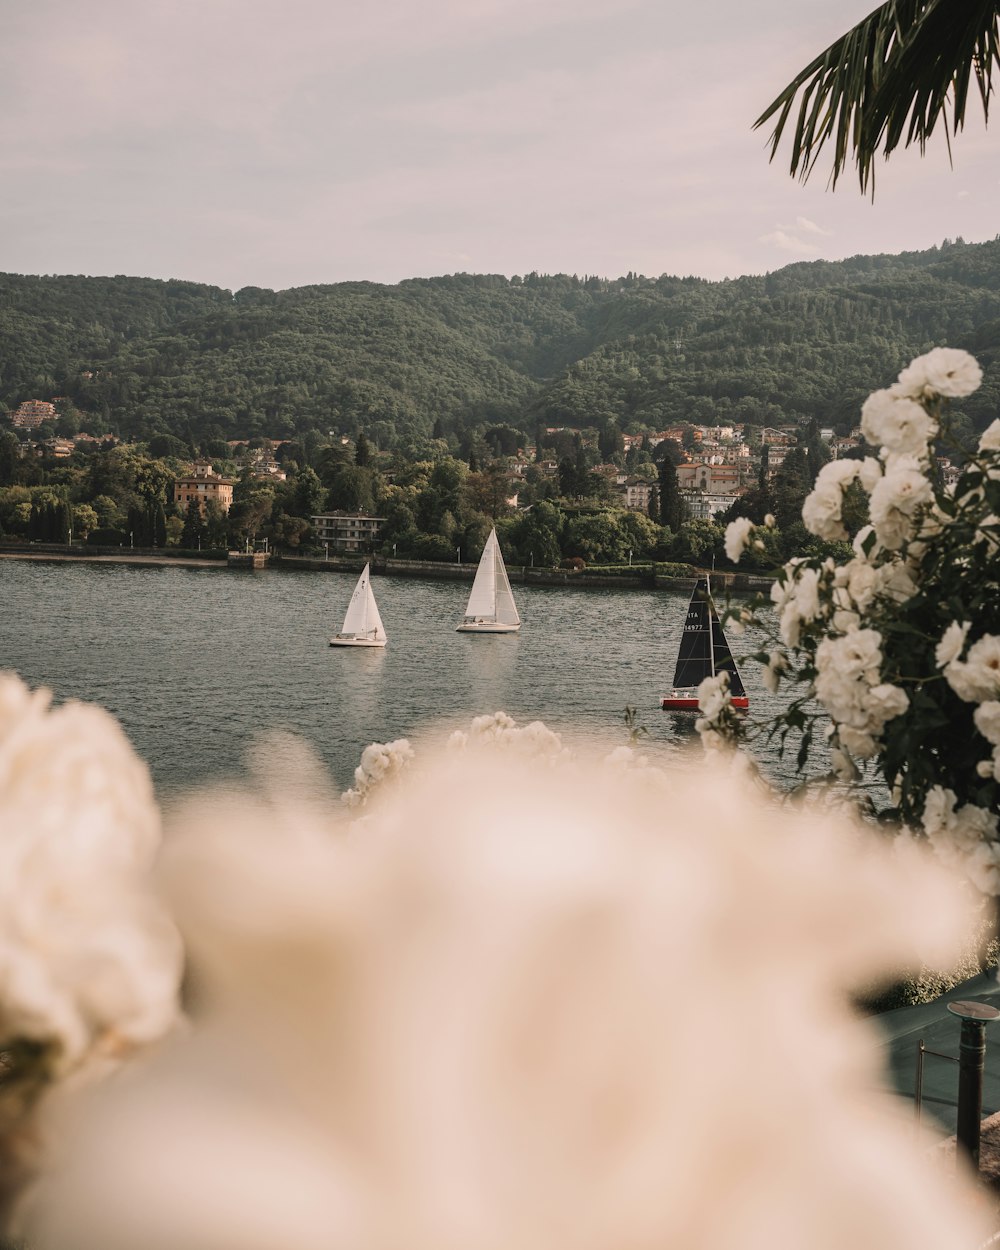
[
  {"x1": 711, "y1": 614, "x2": 746, "y2": 696},
  {"x1": 671, "y1": 577, "x2": 747, "y2": 696},
  {"x1": 672, "y1": 579, "x2": 713, "y2": 689}
]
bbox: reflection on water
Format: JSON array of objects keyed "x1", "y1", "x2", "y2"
[{"x1": 0, "y1": 560, "x2": 804, "y2": 796}]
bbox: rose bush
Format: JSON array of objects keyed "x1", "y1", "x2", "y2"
[{"x1": 707, "y1": 347, "x2": 1000, "y2": 894}]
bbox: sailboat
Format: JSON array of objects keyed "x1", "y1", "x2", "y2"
[
  {"x1": 456, "y1": 528, "x2": 521, "y2": 633},
  {"x1": 661, "y1": 575, "x2": 748, "y2": 710},
  {"x1": 329, "y1": 563, "x2": 387, "y2": 647}
]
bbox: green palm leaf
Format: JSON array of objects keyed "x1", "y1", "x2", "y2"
[{"x1": 755, "y1": 0, "x2": 1000, "y2": 192}]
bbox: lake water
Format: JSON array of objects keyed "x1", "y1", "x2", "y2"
[{"x1": 0, "y1": 559, "x2": 799, "y2": 797}]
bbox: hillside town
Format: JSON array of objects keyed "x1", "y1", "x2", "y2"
[{"x1": 3, "y1": 391, "x2": 928, "y2": 570}]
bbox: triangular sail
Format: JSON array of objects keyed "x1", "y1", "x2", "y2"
[
  {"x1": 711, "y1": 615, "x2": 745, "y2": 696},
  {"x1": 672, "y1": 579, "x2": 713, "y2": 689},
  {"x1": 341, "y1": 564, "x2": 385, "y2": 639},
  {"x1": 464, "y1": 534, "x2": 498, "y2": 619},
  {"x1": 364, "y1": 575, "x2": 387, "y2": 642},
  {"x1": 463, "y1": 529, "x2": 520, "y2": 625},
  {"x1": 492, "y1": 535, "x2": 520, "y2": 626}
]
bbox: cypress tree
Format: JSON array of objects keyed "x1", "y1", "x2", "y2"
[
  {"x1": 154, "y1": 501, "x2": 167, "y2": 547},
  {"x1": 658, "y1": 456, "x2": 684, "y2": 533}
]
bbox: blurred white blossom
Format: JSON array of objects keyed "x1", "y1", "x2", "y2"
[
  {"x1": 0, "y1": 672, "x2": 182, "y2": 1219},
  {"x1": 26, "y1": 741, "x2": 991, "y2": 1250}
]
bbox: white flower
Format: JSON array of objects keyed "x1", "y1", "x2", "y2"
[
  {"x1": 895, "y1": 347, "x2": 983, "y2": 400},
  {"x1": 448, "y1": 713, "x2": 569, "y2": 763},
  {"x1": 974, "y1": 701, "x2": 1000, "y2": 746},
  {"x1": 697, "y1": 673, "x2": 731, "y2": 723},
  {"x1": 868, "y1": 455, "x2": 933, "y2": 550},
  {"x1": 835, "y1": 559, "x2": 878, "y2": 612},
  {"x1": 801, "y1": 461, "x2": 861, "y2": 541},
  {"x1": 861, "y1": 390, "x2": 937, "y2": 456},
  {"x1": 839, "y1": 725, "x2": 878, "y2": 758},
  {"x1": 0, "y1": 673, "x2": 181, "y2": 1080},
  {"x1": 935, "y1": 621, "x2": 970, "y2": 669},
  {"x1": 963, "y1": 841, "x2": 1000, "y2": 895},
  {"x1": 830, "y1": 748, "x2": 860, "y2": 782},
  {"x1": 762, "y1": 649, "x2": 787, "y2": 695},
  {"x1": 724, "y1": 517, "x2": 754, "y2": 563},
  {"x1": 922, "y1": 786, "x2": 957, "y2": 837},
  {"x1": 857, "y1": 458, "x2": 884, "y2": 494},
  {"x1": 945, "y1": 634, "x2": 1000, "y2": 703},
  {"x1": 764, "y1": 513, "x2": 775, "y2": 528},
  {"x1": 341, "y1": 738, "x2": 415, "y2": 807},
  {"x1": 867, "y1": 684, "x2": 909, "y2": 724},
  {"x1": 852, "y1": 525, "x2": 879, "y2": 561},
  {"x1": 979, "y1": 420, "x2": 1000, "y2": 452},
  {"x1": 32, "y1": 741, "x2": 994, "y2": 1250}
]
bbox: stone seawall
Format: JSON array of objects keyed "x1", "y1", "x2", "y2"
[{"x1": 0, "y1": 544, "x2": 772, "y2": 593}]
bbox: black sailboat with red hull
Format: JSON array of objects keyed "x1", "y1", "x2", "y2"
[{"x1": 661, "y1": 576, "x2": 749, "y2": 711}]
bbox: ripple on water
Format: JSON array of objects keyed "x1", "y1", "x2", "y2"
[{"x1": 0, "y1": 560, "x2": 808, "y2": 796}]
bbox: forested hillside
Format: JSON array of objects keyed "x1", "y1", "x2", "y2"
[{"x1": 3, "y1": 237, "x2": 1000, "y2": 449}]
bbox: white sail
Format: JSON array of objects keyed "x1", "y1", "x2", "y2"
[
  {"x1": 336, "y1": 564, "x2": 387, "y2": 643},
  {"x1": 458, "y1": 529, "x2": 520, "y2": 631},
  {"x1": 465, "y1": 534, "x2": 499, "y2": 619},
  {"x1": 491, "y1": 539, "x2": 520, "y2": 626}
]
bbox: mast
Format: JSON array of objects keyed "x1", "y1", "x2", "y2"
[{"x1": 707, "y1": 573, "x2": 716, "y2": 678}]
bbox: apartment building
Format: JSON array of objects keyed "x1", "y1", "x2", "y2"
[{"x1": 311, "y1": 512, "x2": 385, "y2": 552}]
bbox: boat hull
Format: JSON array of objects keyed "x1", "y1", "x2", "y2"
[
  {"x1": 455, "y1": 621, "x2": 521, "y2": 633},
  {"x1": 661, "y1": 694, "x2": 749, "y2": 711},
  {"x1": 329, "y1": 636, "x2": 386, "y2": 647}
]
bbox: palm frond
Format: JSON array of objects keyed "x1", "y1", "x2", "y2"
[{"x1": 754, "y1": 0, "x2": 1000, "y2": 193}]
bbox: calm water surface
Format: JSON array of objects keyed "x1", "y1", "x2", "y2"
[{"x1": 0, "y1": 560, "x2": 796, "y2": 795}]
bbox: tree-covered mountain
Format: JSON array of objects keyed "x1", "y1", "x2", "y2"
[{"x1": 3, "y1": 237, "x2": 1000, "y2": 449}]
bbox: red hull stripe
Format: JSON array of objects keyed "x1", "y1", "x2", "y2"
[{"x1": 661, "y1": 697, "x2": 749, "y2": 711}]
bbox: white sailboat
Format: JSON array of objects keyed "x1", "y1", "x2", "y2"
[
  {"x1": 456, "y1": 528, "x2": 521, "y2": 633},
  {"x1": 329, "y1": 563, "x2": 387, "y2": 647}
]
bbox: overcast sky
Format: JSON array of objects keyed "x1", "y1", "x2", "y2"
[{"x1": 2, "y1": 0, "x2": 996, "y2": 292}]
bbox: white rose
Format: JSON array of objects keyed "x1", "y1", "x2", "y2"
[
  {"x1": 801, "y1": 487, "x2": 847, "y2": 541},
  {"x1": 979, "y1": 420, "x2": 1000, "y2": 452},
  {"x1": 724, "y1": 517, "x2": 755, "y2": 563},
  {"x1": 945, "y1": 634, "x2": 1000, "y2": 703},
  {"x1": 935, "y1": 621, "x2": 970, "y2": 668},
  {"x1": 975, "y1": 701, "x2": 1000, "y2": 746},
  {"x1": 838, "y1": 725, "x2": 877, "y2": 758},
  {"x1": 922, "y1": 786, "x2": 957, "y2": 836},
  {"x1": 830, "y1": 748, "x2": 859, "y2": 781},
  {"x1": 896, "y1": 347, "x2": 983, "y2": 400},
  {"x1": 867, "y1": 683, "x2": 908, "y2": 724},
  {"x1": 963, "y1": 841, "x2": 1000, "y2": 895},
  {"x1": 697, "y1": 673, "x2": 730, "y2": 723},
  {"x1": 762, "y1": 649, "x2": 787, "y2": 695},
  {"x1": 861, "y1": 389, "x2": 937, "y2": 455},
  {"x1": 851, "y1": 525, "x2": 879, "y2": 561},
  {"x1": 869, "y1": 457, "x2": 933, "y2": 550}
]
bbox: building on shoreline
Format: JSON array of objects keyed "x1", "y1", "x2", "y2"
[
  {"x1": 311, "y1": 512, "x2": 386, "y2": 552},
  {"x1": 174, "y1": 461, "x2": 234, "y2": 514}
]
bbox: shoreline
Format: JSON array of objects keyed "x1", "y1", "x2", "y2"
[{"x1": 0, "y1": 544, "x2": 773, "y2": 593}]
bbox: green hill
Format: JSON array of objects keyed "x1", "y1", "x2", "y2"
[{"x1": 2, "y1": 237, "x2": 999, "y2": 448}]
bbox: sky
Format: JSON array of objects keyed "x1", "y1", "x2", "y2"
[{"x1": 2, "y1": 0, "x2": 996, "y2": 292}]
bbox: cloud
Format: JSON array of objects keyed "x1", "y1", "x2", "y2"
[
  {"x1": 759, "y1": 230, "x2": 821, "y2": 256},
  {"x1": 778, "y1": 215, "x2": 833, "y2": 237}
]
